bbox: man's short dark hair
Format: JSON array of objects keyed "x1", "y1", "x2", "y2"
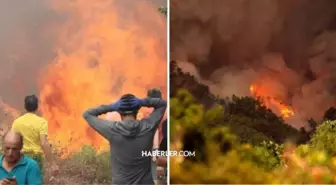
[{"x1": 24, "y1": 95, "x2": 38, "y2": 112}]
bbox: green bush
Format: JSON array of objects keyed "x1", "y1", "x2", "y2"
[
  {"x1": 158, "y1": 7, "x2": 167, "y2": 16},
  {"x1": 310, "y1": 120, "x2": 336, "y2": 155},
  {"x1": 170, "y1": 89, "x2": 336, "y2": 184},
  {"x1": 170, "y1": 89, "x2": 271, "y2": 183}
]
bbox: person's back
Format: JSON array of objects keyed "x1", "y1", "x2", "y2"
[
  {"x1": 11, "y1": 95, "x2": 59, "y2": 175},
  {"x1": 83, "y1": 91, "x2": 167, "y2": 184},
  {"x1": 109, "y1": 119, "x2": 156, "y2": 184},
  {"x1": 12, "y1": 113, "x2": 47, "y2": 154}
]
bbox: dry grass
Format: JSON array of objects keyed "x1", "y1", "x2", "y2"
[
  {"x1": 44, "y1": 145, "x2": 111, "y2": 184},
  {"x1": 0, "y1": 143, "x2": 111, "y2": 184}
]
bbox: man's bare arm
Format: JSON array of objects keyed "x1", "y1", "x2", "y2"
[
  {"x1": 153, "y1": 129, "x2": 159, "y2": 149},
  {"x1": 40, "y1": 135, "x2": 54, "y2": 163}
]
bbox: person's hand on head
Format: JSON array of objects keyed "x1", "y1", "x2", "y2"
[
  {"x1": 132, "y1": 97, "x2": 145, "y2": 107},
  {"x1": 110, "y1": 100, "x2": 122, "y2": 111},
  {"x1": 119, "y1": 97, "x2": 144, "y2": 110},
  {"x1": 147, "y1": 88, "x2": 162, "y2": 99}
]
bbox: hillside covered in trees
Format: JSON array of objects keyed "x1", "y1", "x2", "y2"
[
  {"x1": 170, "y1": 61, "x2": 328, "y2": 145},
  {"x1": 170, "y1": 61, "x2": 336, "y2": 184}
]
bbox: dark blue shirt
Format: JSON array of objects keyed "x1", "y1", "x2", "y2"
[{"x1": 0, "y1": 155, "x2": 42, "y2": 185}]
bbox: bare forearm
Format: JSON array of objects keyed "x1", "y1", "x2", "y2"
[
  {"x1": 153, "y1": 130, "x2": 159, "y2": 149},
  {"x1": 42, "y1": 143, "x2": 55, "y2": 163}
]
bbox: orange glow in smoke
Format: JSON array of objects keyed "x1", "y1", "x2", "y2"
[
  {"x1": 0, "y1": 99, "x2": 20, "y2": 136},
  {"x1": 36, "y1": 0, "x2": 166, "y2": 158},
  {"x1": 249, "y1": 84, "x2": 294, "y2": 119},
  {"x1": 0, "y1": 99, "x2": 20, "y2": 119}
]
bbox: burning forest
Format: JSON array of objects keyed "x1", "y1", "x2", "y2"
[
  {"x1": 170, "y1": 0, "x2": 336, "y2": 129},
  {"x1": 0, "y1": 0, "x2": 166, "y2": 158},
  {"x1": 170, "y1": 2, "x2": 336, "y2": 183}
]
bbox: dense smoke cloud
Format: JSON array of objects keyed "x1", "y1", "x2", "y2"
[
  {"x1": 171, "y1": 0, "x2": 336, "y2": 128},
  {"x1": 0, "y1": 0, "x2": 166, "y2": 111},
  {"x1": 0, "y1": 0, "x2": 167, "y2": 147},
  {"x1": 0, "y1": 0, "x2": 57, "y2": 108}
]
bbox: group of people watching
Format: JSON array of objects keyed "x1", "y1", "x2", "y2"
[{"x1": 0, "y1": 88, "x2": 167, "y2": 185}]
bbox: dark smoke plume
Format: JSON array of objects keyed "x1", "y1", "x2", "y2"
[
  {"x1": 171, "y1": 0, "x2": 336, "y2": 128},
  {"x1": 0, "y1": 0, "x2": 166, "y2": 111}
]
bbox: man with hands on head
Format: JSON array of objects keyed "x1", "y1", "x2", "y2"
[{"x1": 82, "y1": 89, "x2": 166, "y2": 185}]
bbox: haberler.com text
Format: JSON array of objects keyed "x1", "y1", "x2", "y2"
[{"x1": 142, "y1": 150, "x2": 196, "y2": 157}]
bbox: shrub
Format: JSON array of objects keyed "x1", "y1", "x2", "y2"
[
  {"x1": 310, "y1": 120, "x2": 336, "y2": 155},
  {"x1": 170, "y1": 89, "x2": 336, "y2": 184}
]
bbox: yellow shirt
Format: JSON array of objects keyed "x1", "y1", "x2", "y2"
[{"x1": 11, "y1": 113, "x2": 48, "y2": 154}]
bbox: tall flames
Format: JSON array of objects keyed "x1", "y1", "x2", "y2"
[
  {"x1": 250, "y1": 83, "x2": 294, "y2": 119},
  {"x1": 38, "y1": 0, "x2": 166, "y2": 158},
  {"x1": 0, "y1": 0, "x2": 166, "y2": 158}
]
